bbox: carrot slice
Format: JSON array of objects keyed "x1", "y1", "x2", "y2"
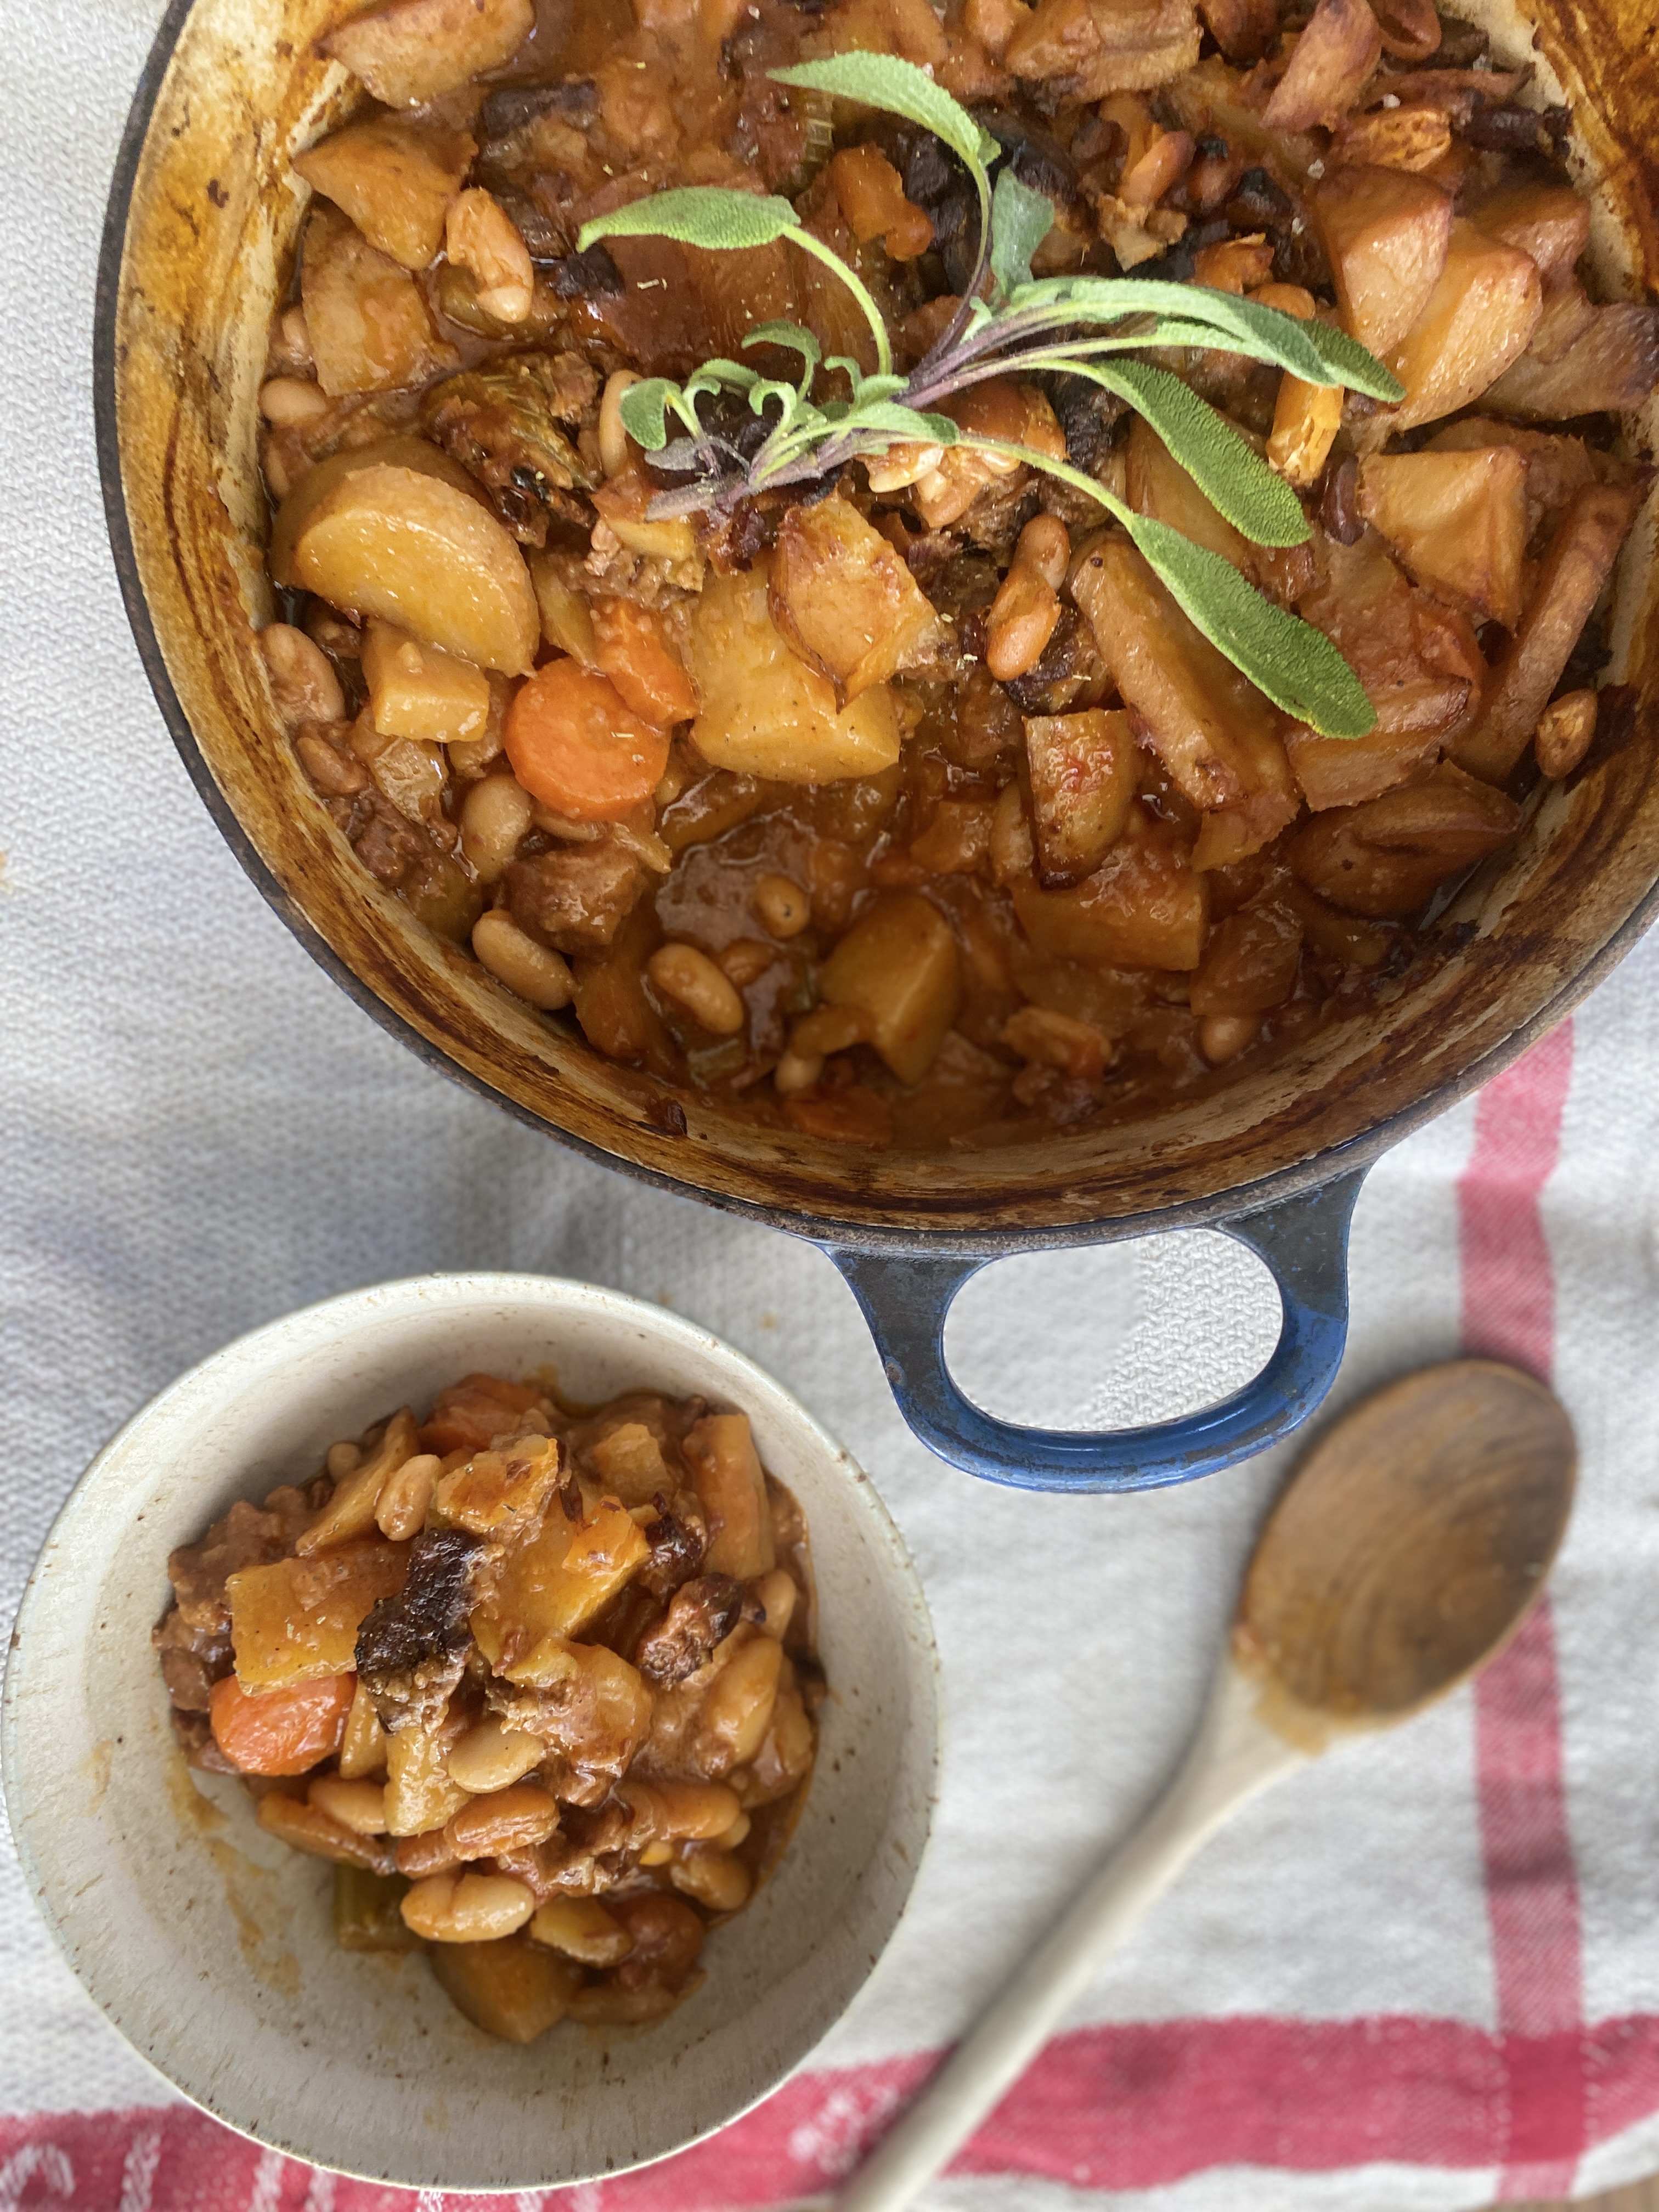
[
  {"x1": 504, "y1": 659, "x2": 670, "y2": 821},
  {"x1": 210, "y1": 1673, "x2": 356, "y2": 1775},
  {"x1": 590, "y1": 598, "x2": 698, "y2": 727}
]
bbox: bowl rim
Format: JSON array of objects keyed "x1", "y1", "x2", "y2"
[
  {"x1": 93, "y1": 0, "x2": 1659, "y2": 1260},
  {"x1": 1, "y1": 1269, "x2": 943, "y2": 2188}
]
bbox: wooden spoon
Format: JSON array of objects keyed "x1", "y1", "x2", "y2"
[{"x1": 836, "y1": 1361, "x2": 1575, "y2": 2212}]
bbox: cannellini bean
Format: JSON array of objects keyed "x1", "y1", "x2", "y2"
[
  {"x1": 308, "y1": 1776, "x2": 390, "y2": 1835},
  {"x1": 670, "y1": 1847, "x2": 752, "y2": 1914},
  {"x1": 647, "y1": 943, "x2": 746, "y2": 1034},
  {"x1": 472, "y1": 911, "x2": 575, "y2": 1011},
  {"x1": 1199, "y1": 1013, "x2": 1261, "y2": 1064},
  {"x1": 279, "y1": 304, "x2": 314, "y2": 371},
  {"x1": 752, "y1": 1567, "x2": 798, "y2": 1641},
  {"x1": 719, "y1": 938, "x2": 778, "y2": 988},
  {"x1": 1534, "y1": 689, "x2": 1597, "y2": 778},
  {"x1": 261, "y1": 623, "x2": 343, "y2": 727},
  {"x1": 445, "y1": 1783, "x2": 561, "y2": 1859},
  {"x1": 460, "y1": 772, "x2": 534, "y2": 883},
  {"x1": 622, "y1": 1778, "x2": 744, "y2": 1841},
  {"x1": 1017, "y1": 513, "x2": 1071, "y2": 589},
  {"x1": 375, "y1": 1451, "x2": 439, "y2": 1539},
  {"x1": 711, "y1": 1810, "x2": 752, "y2": 1852},
  {"x1": 753, "y1": 872, "x2": 811, "y2": 938},
  {"x1": 985, "y1": 563, "x2": 1060, "y2": 682},
  {"x1": 394, "y1": 1829, "x2": 464, "y2": 1878},
  {"x1": 530, "y1": 1895, "x2": 633, "y2": 1965},
  {"x1": 599, "y1": 370, "x2": 642, "y2": 479},
  {"x1": 773, "y1": 1048, "x2": 822, "y2": 1097},
  {"x1": 447, "y1": 1715, "x2": 546, "y2": 1795},
  {"x1": 259, "y1": 375, "x2": 331, "y2": 426},
  {"x1": 326, "y1": 1440, "x2": 363, "y2": 1479},
  {"x1": 401, "y1": 1870, "x2": 537, "y2": 1943},
  {"x1": 696, "y1": 1632, "x2": 783, "y2": 1771},
  {"x1": 445, "y1": 188, "x2": 534, "y2": 325},
  {"x1": 1268, "y1": 374, "x2": 1343, "y2": 489},
  {"x1": 791, "y1": 1003, "x2": 869, "y2": 1058}
]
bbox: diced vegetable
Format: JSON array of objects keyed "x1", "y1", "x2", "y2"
[
  {"x1": 590, "y1": 598, "x2": 698, "y2": 726},
  {"x1": 1125, "y1": 419, "x2": 1251, "y2": 573},
  {"x1": 1004, "y1": 0, "x2": 1201, "y2": 99},
  {"x1": 472, "y1": 1495, "x2": 652, "y2": 1666},
  {"x1": 485, "y1": 1639, "x2": 654, "y2": 1781},
  {"x1": 503, "y1": 660, "x2": 672, "y2": 820},
  {"x1": 1356, "y1": 447, "x2": 1527, "y2": 627},
  {"x1": 209, "y1": 1673, "x2": 357, "y2": 1774},
  {"x1": 383, "y1": 1715, "x2": 471, "y2": 1836},
  {"x1": 528, "y1": 555, "x2": 600, "y2": 667},
  {"x1": 334, "y1": 1864, "x2": 417, "y2": 1951},
  {"x1": 818, "y1": 893, "x2": 962, "y2": 1085},
  {"x1": 592, "y1": 467, "x2": 699, "y2": 564},
  {"x1": 1288, "y1": 760, "x2": 1520, "y2": 915},
  {"x1": 1383, "y1": 218, "x2": 1543, "y2": 430},
  {"x1": 1069, "y1": 533, "x2": 1295, "y2": 827},
  {"x1": 1313, "y1": 164, "x2": 1452, "y2": 356},
  {"x1": 1485, "y1": 292, "x2": 1659, "y2": 420},
  {"x1": 1189, "y1": 899, "x2": 1304, "y2": 1014},
  {"x1": 299, "y1": 1408, "x2": 420, "y2": 1555},
  {"x1": 256, "y1": 1788, "x2": 395, "y2": 1871},
  {"x1": 228, "y1": 1542, "x2": 409, "y2": 1689},
  {"x1": 1012, "y1": 827, "x2": 1210, "y2": 969},
  {"x1": 350, "y1": 711, "x2": 449, "y2": 825},
  {"x1": 684, "y1": 1413, "x2": 776, "y2": 1580},
  {"x1": 1024, "y1": 709, "x2": 1137, "y2": 885},
  {"x1": 363, "y1": 623, "x2": 492, "y2": 746},
  {"x1": 291, "y1": 465, "x2": 540, "y2": 674},
  {"x1": 432, "y1": 1435, "x2": 562, "y2": 1535},
  {"x1": 1449, "y1": 481, "x2": 1645, "y2": 783},
  {"x1": 1261, "y1": 0, "x2": 1383, "y2": 133},
  {"x1": 826, "y1": 145, "x2": 933, "y2": 258},
  {"x1": 428, "y1": 1935, "x2": 583, "y2": 2042},
  {"x1": 1470, "y1": 182, "x2": 1590, "y2": 286},
  {"x1": 268, "y1": 435, "x2": 482, "y2": 588},
  {"x1": 422, "y1": 1372, "x2": 552, "y2": 1457},
  {"x1": 301, "y1": 204, "x2": 455, "y2": 397},
  {"x1": 768, "y1": 496, "x2": 940, "y2": 706},
  {"x1": 686, "y1": 565, "x2": 902, "y2": 784},
  {"x1": 294, "y1": 116, "x2": 476, "y2": 272},
  {"x1": 325, "y1": 0, "x2": 535, "y2": 107}
]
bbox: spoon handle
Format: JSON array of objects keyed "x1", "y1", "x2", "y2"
[{"x1": 836, "y1": 1662, "x2": 1305, "y2": 2212}]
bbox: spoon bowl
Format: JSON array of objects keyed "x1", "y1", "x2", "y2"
[{"x1": 1240, "y1": 1361, "x2": 1576, "y2": 1730}]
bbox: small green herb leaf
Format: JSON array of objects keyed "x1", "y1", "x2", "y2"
[
  {"x1": 770, "y1": 54, "x2": 999, "y2": 178},
  {"x1": 848, "y1": 401, "x2": 961, "y2": 444},
  {"x1": 617, "y1": 378, "x2": 679, "y2": 451},
  {"x1": 1299, "y1": 319, "x2": 1407, "y2": 403},
  {"x1": 578, "y1": 188, "x2": 800, "y2": 256},
  {"x1": 989, "y1": 168, "x2": 1055, "y2": 298},
  {"x1": 1126, "y1": 516, "x2": 1376, "y2": 737},
  {"x1": 1003, "y1": 276, "x2": 1340, "y2": 385},
  {"x1": 744, "y1": 320, "x2": 822, "y2": 380},
  {"x1": 683, "y1": 358, "x2": 761, "y2": 399},
  {"x1": 1073, "y1": 359, "x2": 1310, "y2": 548}
]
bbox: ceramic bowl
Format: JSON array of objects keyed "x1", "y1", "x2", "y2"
[{"x1": 1, "y1": 1274, "x2": 940, "y2": 2192}]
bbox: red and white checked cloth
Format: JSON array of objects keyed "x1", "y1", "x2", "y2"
[{"x1": 7, "y1": 3, "x2": 1659, "y2": 2205}]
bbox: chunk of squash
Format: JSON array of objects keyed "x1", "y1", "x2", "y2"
[
  {"x1": 295, "y1": 116, "x2": 476, "y2": 272},
  {"x1": 768, "y1": 496, "x2": 939, "y2": 705},
  {"x1": 1313, "y1": 164, "x2": 1452, "y2": 357},
  {"x1": 1355, "y1": 448, "x2": 1527, "y2": 627},
  {"x1": 818, "y1": 892, "x2": 962, "y2": 1085},
  {"x1": 292, "y1": 465, "x2": 539, "y2": 674},
  {"x1": 228, "y1": 1541, "x2": 409, "y2": 1690},
  {"x1": 472, "y1": 1494, "x2": 651, "y2": 1674},
  {"x1": 1012, "y1": 814, "x2": 1210, "y2": 969},
  {"x1": 1382, "y1": 219, "x2": 1543, "y2": 432},
  {"x1": 1024, "y1": 709, "x2": 1137, "y2": 885},
  {"x1": 301, "y1": 203, "x2": 455, "y2": 397},
  {"x1": 325, "y1": 0, "x2": 534, "y2": 106},
  {"x1": 686, "y1": 564, "x2": 901, "y2": 783}
]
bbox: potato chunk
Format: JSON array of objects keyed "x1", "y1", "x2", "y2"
[
  {"x1": 430, "y1": 1936, "x2": 583, "y2": 2043},
  {"x1": 684, "y1": 1414, "x2": 775, "y2": 1582},
  {"x1": 1449, "y1": 481, "x2": 1644, "y2": 784},
  {"x1": 1382, "y1": 219, "x2": 1543, "y2": 432},
  {"x1": 295, "y1": 117, "x2": 476, "y2": 272},
  {"x1": 1012, "y1": 822, "x2": 1210, "y2": 970},
  {"x1": 1470, "y1": 182, "x2": 1590, "y2": 287},
  {"x1": 292, "y1": 464, "x2": 539, "y2": 674},
  {"x1": 228, "y1": 1541, "x2": 409, "y2": 1690},
  {"x1": 686, "y1": 564, "x2": 901, "y2": 783},
  {"x1": 301, "y1": 204, "x2": 455, "y2": 397},
  {"x1": 325, "y1": 0, "x2": 534, "y2": 106},
  {"x1": 1288, "y1": 761, "x2": 1519, "y2": 917},
  {"x1": 1356, "y1": 448, "x2": 1527, "y2": 627},
  {"x1": 1313, "y1": 165, "x2": 1452, "y2": 357},
  {"x1": 769, "y1": 496, "x2": 939, "y2": 704},
  {"x1": 363, "y1": 621, "x2": 492, "y2": 744},
  {"x1": 818, "y1": 893, "x2": 961, "y2": 1085},
  {"x1": 268, "y1": 435, "x2": 483, "y2": 588},
  {"x1": 1484, "y1": 292, "x2": 1659, "y2": 421},
  {"x1": 1069, "y1": 533, "x2": 1295, "y2": 836},
  {"x1": 472, "y1": 1494, "x2": 651, "y2": 1675},
  {"x1": 1024, "y1": 709, "x2": 1137, "y2": 885}
]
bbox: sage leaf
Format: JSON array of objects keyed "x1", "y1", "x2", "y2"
[
  {"x1": 1300, "y1": 318, "x2": 1406, "y2": 403},
  {"x1": 617, "y1": 378, "x2": 679, "y2": 451},
  {"x1": 1127, "y1": 515, "x2": 1376, "y2": 737},
  {"x1": 1004, "y1": 275, "x2": 1341, "y2": 386},
  {"x1": 989, "y1": 168, "x2": 1055, "y2": 299},
  {"x1": 578, "y1": 188, "x2": 800, "y2": 256},
  {"x1": 770, "y1": 54, "x2": 999, "y2": 178},
  {"x1": 744, "y1": 319, "x2": 822, "y2": 375},
  {"x1": 848, "y1": 400, "x2": 962, "y2": 443},
  {"x1": 1073, "y1": 359, "x2": 1310, "y2": 548},
  {"x1": 682, "y1": 358, "x2": 761, "y2": 399}
]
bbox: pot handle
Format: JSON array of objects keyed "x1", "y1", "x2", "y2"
[{"x1": 825, "y1": 1170, "x2": 1367, "y2": 1493}]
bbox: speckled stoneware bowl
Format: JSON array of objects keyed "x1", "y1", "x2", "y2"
[
  {"x1": 2, "y1": 1276, "x2": 940, "y2": 2193},
  {"x1": 94, "y1": 0, "x2": 1659, "y2": 1487}
]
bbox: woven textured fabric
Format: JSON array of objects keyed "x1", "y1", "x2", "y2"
[{"x1": 6, "y1": 2, "x2": 1659, "y2": 2205}]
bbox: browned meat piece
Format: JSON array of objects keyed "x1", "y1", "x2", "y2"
[
  {"x1": 635, "y1": 1575, "x2": 744, "y2": 1686},
  {"x1": 170, "y1": 1708, "x2": 239, "y2": 1774},
  {"x1": 154, "y1": 1609, "x2": 230, "y2": 1710},
  {"x1": 163, "y1": 1493, "x2": 314, "y2": 1638},
  {"x1": 637, "y1": 1509, "x2": 708, "y2": 1601},
  {"x1": 1001, "y1": 604, "x2": 1111, "y2": 718},
  {"x1": 356, "y1": 1527, "x2": 482, "y2": 1730},
  {"x1": 506, "y1": 838, "x2": 649, "y2": 953},
  {"x1": 422, "y1": 353, "x2": 597, "y2": 546}
]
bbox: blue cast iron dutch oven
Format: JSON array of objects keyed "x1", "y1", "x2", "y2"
[{"x1": 97, "y1": 0, "x2": 1659, "y2": 1494}]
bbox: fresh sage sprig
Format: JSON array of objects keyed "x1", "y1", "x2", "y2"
[{"x1": 576, "y1": 51, "x2": 1403, "y2": 739}]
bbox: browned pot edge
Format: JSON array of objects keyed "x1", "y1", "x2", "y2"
[{"x1": 96, "y1": 0, "x2": 1659, "y2": 1259}]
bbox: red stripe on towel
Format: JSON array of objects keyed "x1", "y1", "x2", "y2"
[{"x1": 1458, "y1": 1023, "x2": 1582, "y2": 2200}]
